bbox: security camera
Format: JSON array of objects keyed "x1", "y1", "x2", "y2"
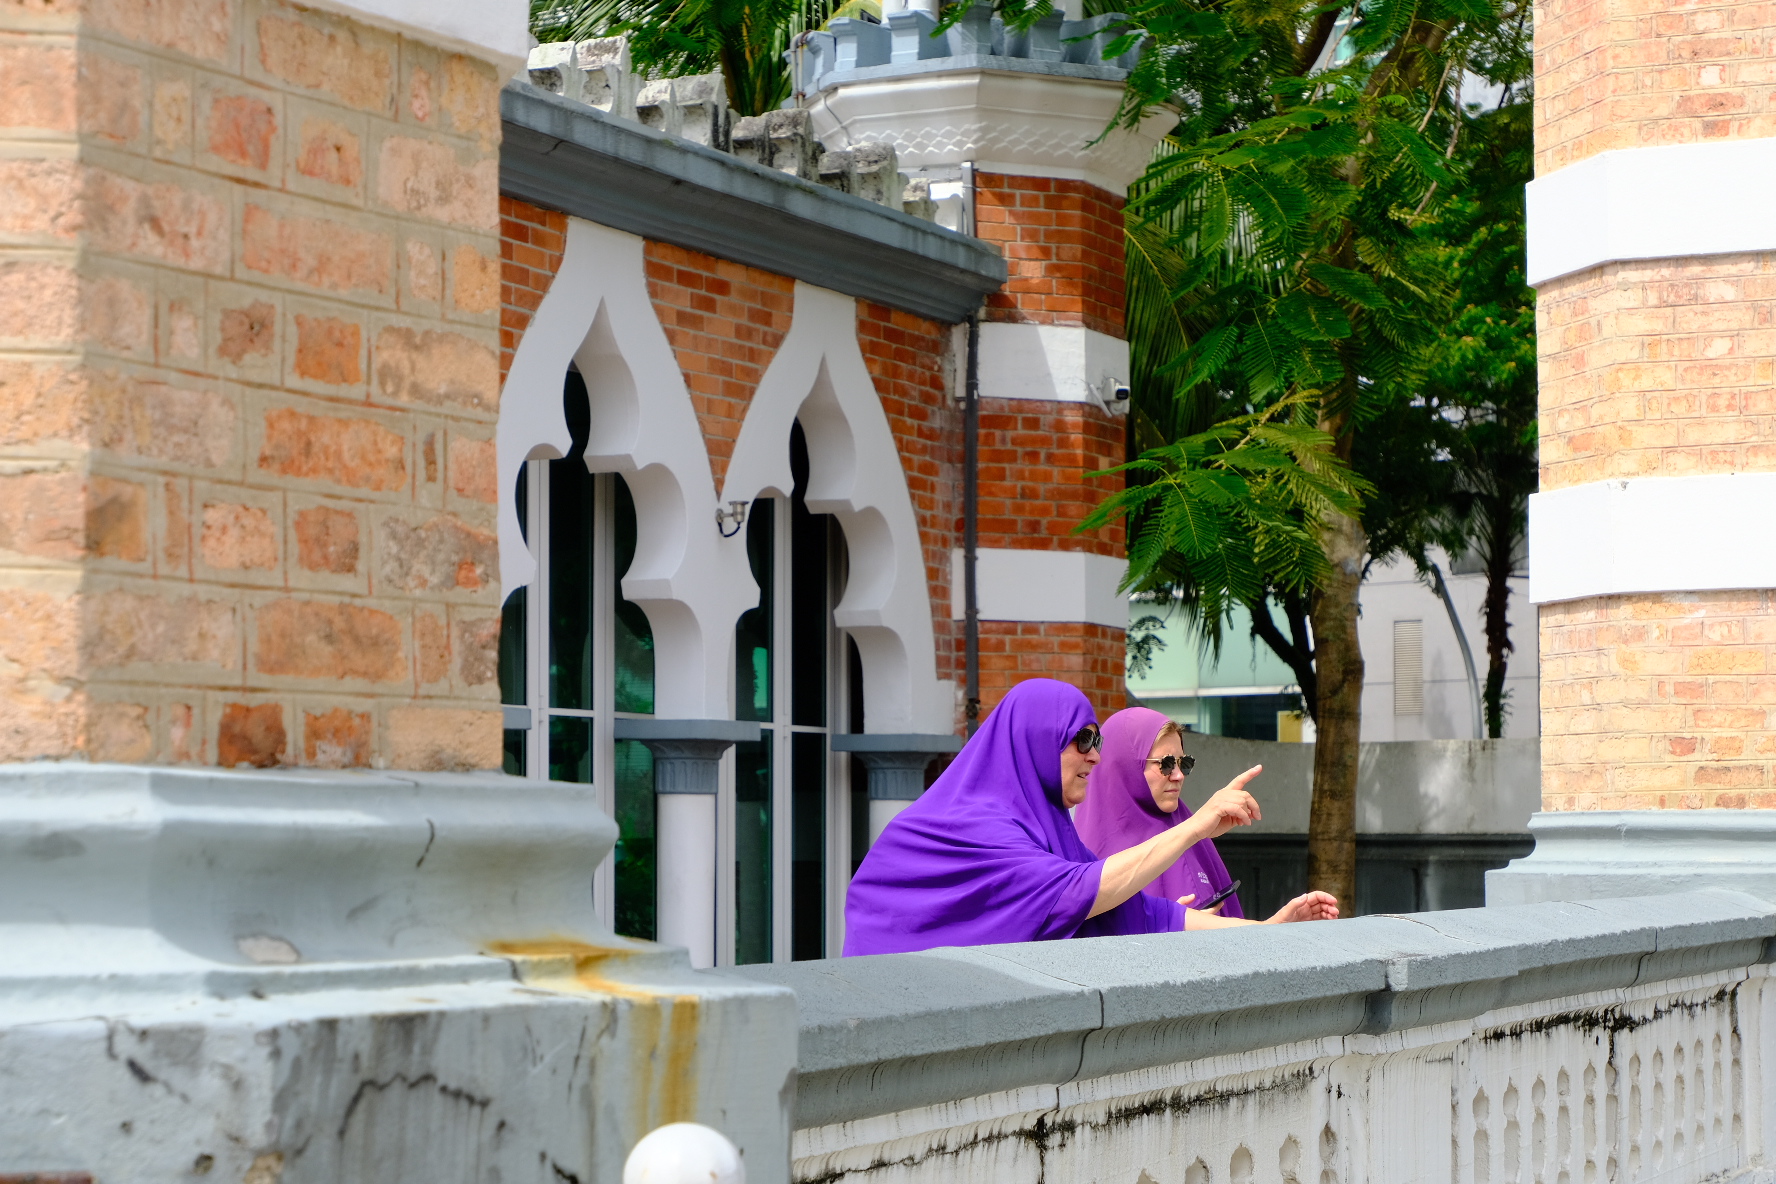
[{"x1": 1111, "y1": 383, "x2": 1131, "y2": 402}]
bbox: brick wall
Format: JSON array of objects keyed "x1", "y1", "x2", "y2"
[
  {"x1": 1542, "y1": 590, "x2": 1776, "y2": 809},
  {"x1": 500, "y1": 196, "x2": 565, "y2": 384},
  {"x1": 1538, "y1": 252, "x2": 1776, "y2": 488},
  {"x1": 0, "y1": 0, "x2": 504, "y2": 768},
  {"x1": 643, "y1": 241, "x2": 795, "y2": 492},
  {"x1": 977, "y1": 401, "x2": 1125, "y2": 556},
  {"x1": 856, "y1": 300, "x2": 964, "y2": 692},
  {"x1": 1535, "y1": 0, "x2": 1776, "y2": 176},
  {"x1": 1534, "y1": 0, "x2": 1776, "y2": 811},
  {"x1": 979, "y1": 622, "x2": 1126, "y2": 723},
  {"x1": 973, "y1": 171, "x2": 1125, "y2": 339}
]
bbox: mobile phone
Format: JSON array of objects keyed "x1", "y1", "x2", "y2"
[{"x1": 1197, "y1": 879, "x2": 1241, "y2": 912}]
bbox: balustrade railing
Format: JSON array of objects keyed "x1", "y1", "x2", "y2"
[{"x1": 735, "y1": 890, "x2": 1776, "y2": 1184}]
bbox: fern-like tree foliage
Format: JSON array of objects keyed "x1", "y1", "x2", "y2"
[{"x1": 1068, "y1": 0, "x2": 1532, "y2": 910}]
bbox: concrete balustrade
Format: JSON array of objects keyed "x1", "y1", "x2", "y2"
[
  {"x1": 0, "y1": 764, "x2": 796, "y2": 1183},
  {"x1": 737, "y1": 890, "x2": 1776, "y2": 1183}
]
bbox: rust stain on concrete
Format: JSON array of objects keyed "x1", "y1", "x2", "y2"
[{"x1": 488, "y1": 939, "x2": 700, "y2": 1126}]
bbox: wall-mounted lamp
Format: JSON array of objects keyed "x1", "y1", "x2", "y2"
[{"x1": 716, "y1": 500, "x2": 750, "y2": 538}]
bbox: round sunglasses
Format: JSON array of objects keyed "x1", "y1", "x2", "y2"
[
  {"x1": 1144, "y1": 754, "x2": 1196, "y2": 777},
  {"x1": 1070, "y1": 726, "x2": 1102, "y2": 754}
]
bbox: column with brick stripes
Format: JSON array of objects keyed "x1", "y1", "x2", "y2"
[
  {"x1": 1491, "y1": 0, "x2": 1776, "y2": 902},
  {"x1": 808, "y1": 7, "x2": 1172, "y2": 723}
]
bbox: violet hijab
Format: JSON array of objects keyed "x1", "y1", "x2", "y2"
[
  {"x1": 842, "y1": 679, "x2": 1183, "y2": 956},
  {"x1": 1073, "y1": 706, "x2": 1246, "y2": 919}
]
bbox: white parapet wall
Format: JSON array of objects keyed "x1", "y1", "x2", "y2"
[
  {"x1": 736, "y1": 890, "x2": 1776, "y2": 1184},
  {"x1": 0, "y1": 763, "x2": 796, "y2": 1184}
]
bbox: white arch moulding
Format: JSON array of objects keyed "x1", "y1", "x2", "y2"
[
  {"x1": 496, "y1": 217, "x2": 757, "y2": 720},
  {"x1": 722, "y1": 281, "x2": 956, "y2": 736}
]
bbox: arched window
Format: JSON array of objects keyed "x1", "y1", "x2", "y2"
[
  {"x1": 499, "y1": 368, "x2": 659, "y2": 937},
  {"x1": 727, "y1": 421, "x2": 854, "y2": 964}
]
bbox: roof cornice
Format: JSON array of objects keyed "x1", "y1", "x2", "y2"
[{"x1": 499, "y1": 81, "x2": 1007, "y2": 324}]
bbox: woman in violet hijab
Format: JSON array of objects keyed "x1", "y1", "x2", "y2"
[
  {"x1": 1076, "y1": 706, "x2": 1339, "y2": 929},
  {"x1": 842, "y1": 678, "x2": 1267, "y2": 956}
]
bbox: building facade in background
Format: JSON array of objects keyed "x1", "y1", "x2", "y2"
[{"x1": 1130, "y1": 551, "x2": 1539, "y2": 743}]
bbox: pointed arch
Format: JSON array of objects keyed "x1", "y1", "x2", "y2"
[
  {"x1": 723, "y1": 282, "x2": 955, "y2": 735},
  {"x1": 497, "y1": 218, "x2": 757, "y2": 718}
]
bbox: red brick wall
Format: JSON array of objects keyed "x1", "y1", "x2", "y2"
[
  {"x1": 977, "y1": 400, "x2": 1124, "y2": 556},
  {"x1": 973, "y1": 172, "x2": 1126, "y2": 339},
  {"x1": 500, "y1": 197, "x2": 566, "y2": 385},
  {"x1": 979, "y1": 622, "x2": 1126, "y2": 723},
  {"x1": 643, "y1": 241, "x2": 795, "y2": 492},
  {"x1": 856, "y1": 301, "x2": 964, "y2": 691}
]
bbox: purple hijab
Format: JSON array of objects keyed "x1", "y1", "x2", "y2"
[
  {"x1": 842, "y1": 679, "x2": 1183, "y2": 956},
  {"x1": 1073, "y1": 707, "x2": 1245, "y2": 919}
]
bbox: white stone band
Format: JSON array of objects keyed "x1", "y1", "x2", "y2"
[
  {"x1": 1526, "y1": 136, "x2": 1776, "y2": 287},
  {"x1": 976, "y1": 321, "x2": 1129, "y2": 409},
  {"x1": 294, "y1": 0, "x2": 529, "y2": 71},
  {"x1": 1529, "y1": 473, "x2": 1776, "y2": 603},
  {"x1": 950, "y1": 547, "x2": 1128, "y2": 628}
]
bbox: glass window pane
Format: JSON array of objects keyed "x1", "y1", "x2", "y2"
[
  {"x1": 612, "y1": 476, "x2": 655, "y2": 715},
  {"x1": 848, "y1": 637, "x2": 869, "y2": 876},
  {"x1": 733, "y1": 735, "x2": 773, "y2": 964},
  {"x1": 498, "y1": 586, "x2": 527, "y2": 707},
  {"x1": 548, "y1": 715, "x2": 592, "y2": 784},
  {"x1": 613, "y1": 739, "x2": 656, "y2": 941},
  {"x1": 791, "y1": 731, "x2": 826, "y2": 961},
  {"x1": 549, "y1": 371, "x2": 595, "y2": 710},
  {"x1": 503, "y1": 728, "x2": 527, "y2": 778},
  {"x1": 789, "y1": 471, "x2": 829, "y2": 727},
  {"x1": 735, "y1": 501, "x2": 774, "y2": 723}
]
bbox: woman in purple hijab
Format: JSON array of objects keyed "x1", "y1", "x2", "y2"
[
  {"x1": 842, "y1": 679, "x2": 1264, "y2": 956},
  {"x1": 1076, "y1": 706, "x2": 1340, "y2": 928}
]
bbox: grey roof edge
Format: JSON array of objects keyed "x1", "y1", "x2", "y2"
[
  {"x1": 500, "y1": 82, "x2": 1007, "y2": 324},
  {"x1": 735, "y1": 893, "x2": 1776, "y2": 1129},
  {"x1": 830, "y1": 733, "x2": 964, "y2": 753},
  {"x1": 611, "y1": 718, "x2": 762, "y2": 743}
]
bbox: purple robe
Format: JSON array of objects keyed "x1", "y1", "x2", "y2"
[
  {"x1": 842, "y1": 679, "x2": 1183, "y2": 956},
  {"x1": 1073, "y1": 706, "x2": 1246, "y2": 919}
]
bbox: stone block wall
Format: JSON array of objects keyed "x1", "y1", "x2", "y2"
[
  {"x1": 1542, "y1": 589, "x2": 1776, "y2": 808},
  {"x1": 1533, "y1": 0, "x2": 1776, "y2": 810},
  {"x1": 0, "y1": 0, "x2": 505, "y2": 768},
  {"x1": 1534, "y1": 0, "x2": 1776, "y2": 175}
]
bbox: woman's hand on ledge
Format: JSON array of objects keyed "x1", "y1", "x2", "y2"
[
  {"x1": 1180, "y1": 890, "x2": 1340, "y2": 929},
  {"x1": 1265, "y1": 891, "x2": 1340, "y2": 924}
]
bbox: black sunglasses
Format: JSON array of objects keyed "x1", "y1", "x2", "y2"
[
  {"x1": 1144, "y1": 754, "x2": 1196, "y2": 777},
  {"x1": 1071, "y1": 726, "x2": 1102, "y2": 754}
]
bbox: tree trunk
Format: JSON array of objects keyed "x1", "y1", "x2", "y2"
[
  {"x1": 1481, "y1": 494, "x2": 1517, "y2": 739},
  {"x1": 1306, "y1": 505, "x2": 1366, "y2": 914}
]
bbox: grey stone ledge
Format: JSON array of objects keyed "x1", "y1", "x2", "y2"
[
  {"x1": 830, "y1": 733, "x2": 964, "y2": 754},
  {"x1": 730, "y1": 889, "x2": 1776, "y2": 1128},
  {"x1": 612, "y1": 718, "x2": 762, "y2": 743},
  {"x1": 1490, "y1": 809, "x2": 1776, "y2": 906},
  {"x1": 500, "y1": 81, "x2": 1007, "y2": 324}
]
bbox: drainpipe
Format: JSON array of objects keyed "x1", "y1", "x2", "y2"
[{"x1": 961, "y1": 162, "x2": 981, "y2": 735}]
